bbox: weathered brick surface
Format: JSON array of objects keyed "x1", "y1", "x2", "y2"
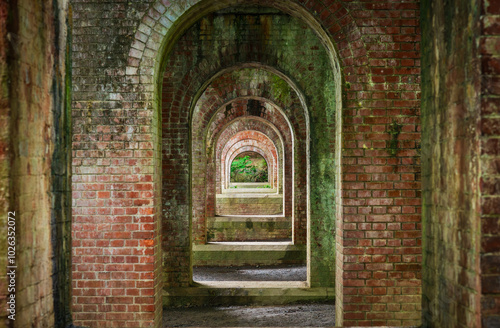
[
  {"x1": 337, "y1": 1, "x2": 422, "y2": 326},
  {"x1": 207, "y1": 216, "x2": 292, "y2": 242},
  {"x1": 4, "y1": 0, "x2": 500, "y2": 326},
  {"x1": 216, "y1": 195, "x2": 284, "y2": 216},
  {"x1": 421, "y1": 0, "x2": 500, "y2": 326},
  {"x1": 421, "y1": 0, "x2": 483, "y2": 327},
  {"x1": 1, "y1": 0, "x2": 72, "y2": 327},
  {"x1": 71, "y1": 0, "x2": 162, "y2": 326},
  {"x1": 480, "y1": 0, "x2": 500, "y2": 327}
]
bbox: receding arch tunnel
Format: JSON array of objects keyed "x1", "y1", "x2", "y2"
[
  {"x1": 12, "y1": 0, "x2": 495, "y2": 327},
  {"x1": 69, "y1": 0, "x2": 427, "y2": 327}
]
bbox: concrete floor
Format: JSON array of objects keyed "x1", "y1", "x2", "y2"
[
  {"x1": 193, "y1": 264, "x2": 307, "y2": 281},
  {"x1": 163, "y1": 303, "x2": 335, "y2": 327}
]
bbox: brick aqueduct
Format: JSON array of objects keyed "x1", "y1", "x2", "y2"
[{"x1": 0, "y1": 0, "x2": 499, "y2": 327}]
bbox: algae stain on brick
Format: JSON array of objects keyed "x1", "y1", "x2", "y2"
[
  {"x1": 323, "y1": 70, "x2": 337, "y2": 122},
  {"x1": 270, "y1": 74, "x2": 291, "y2": 106},
  {"x1": 388, "y1": 120, "x2": 402, "y2": 156}
]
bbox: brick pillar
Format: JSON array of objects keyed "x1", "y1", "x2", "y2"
[
  {"x1": 336, "y1": 1, "x2": 422, "y2": 325},
  {"x1": 479, "y1": 0, "x2": 500, "y2": 325}
]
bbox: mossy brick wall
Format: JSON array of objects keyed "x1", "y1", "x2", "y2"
[
  {"x1": 71, "y1": 0, "x2": 162, "y2": 327},
  {"x1": 1, "y1": 0, "x2": 496, "y2": 327},
  {"x1": 216, "y1": 195, "x2": 284, "y2": 216},
  {"x1": 421, "y1": 0, "x2": 481, "y2": 324},
  {"x1": 0, "y1": 0, "x2": 72, "y2": 327},
  {"x1": 207, "y1": 216, "x2": 292, "y2": 242},
  {"x1": 71, "y1": 0, "x2": 423, "y2": 326},
  {"x1": 421, "y1": 0, "x2": 500, "y2": 327}
]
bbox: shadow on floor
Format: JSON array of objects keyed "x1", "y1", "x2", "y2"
[{"x1": 163, "y1": 303, "x2": 335, "y2": 327}]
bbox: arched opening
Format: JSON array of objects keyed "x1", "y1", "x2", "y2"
[
  {"x1": 66, "y1": 0, "x2": 429, "y2": 327},
  {"x1": 157, "y1": 2, "x2": 340, "y2": 316}
]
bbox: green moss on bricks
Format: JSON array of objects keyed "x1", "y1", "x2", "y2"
[
  {"x1": 270, "y1": 74, "x2": 292, "y2": 105},
  {"x1": 388, "y1": 120, "x2": 403, "y2": 156},
  {"x1": 323, "y1": 71, "x2": 337, "y2": 120}
]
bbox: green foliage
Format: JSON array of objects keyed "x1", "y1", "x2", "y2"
[
  {"x1": 231, "y1": 156, "x2": 252, "y2": 174},
  {"x1": 230, "y1": 156, "x2": 268, "y2": 182}
]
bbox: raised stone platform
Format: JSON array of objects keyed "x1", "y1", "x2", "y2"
[
  {"x1": 216, "y1": 193, "x2": 283, "y2": 215},
  {"x1": 207, "y1": 215, "x2": 292, "y2": 241},
  {"x1": 163, "y1": 281, "x2": 334, "y2": 307},
  {"x1": 192, "y1": 241, "x2": 306, "y2": 266},
  {"x1": 228, "y1": 182, "x2": 276, "y2": 189}
]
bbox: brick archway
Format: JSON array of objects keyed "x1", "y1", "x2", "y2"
[
  {"x1": 159, "y1": 4, "x2": 339, "y2": 299},
  {"x1": 70, "y1": 0, "x2": 424, "y2": 327},
  {"x1": 189, "y1": 68, "x2": 306, "y2": 244},
  {"x1": 225, "y1": 147, "x2": 274, "y2": 185},
  {"x1": 221, "y1": 132, "x2": 279, "y2": 190},
  {"x1": 195, "y1": 96, "x2": 301, "y2": 236},
  {"x1": 213, "y1": 117, "x2": 285, "y2": 194}
]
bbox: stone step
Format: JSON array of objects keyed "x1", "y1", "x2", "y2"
[
  {"x1": 192, "y1": 241, "x2": 306, "y2": 266},
  {"x1": 229, "y1": 182, "x2": 274, "y2": 189},
  {"x1": 207, "y1": 215, "x2": 291, "y2": 242},
  {"x1": 217, "y1": 193, "x2": 283, "y2": 198},
  {"x1": 216, "y1": 193, "x2": 283, "y2": 215},
  {"x1": 163, "y1": 282, "x2": 334, "y2": 307},
  {"x1": 223, "y1": 187, "x2": 278, "y2": 193}
]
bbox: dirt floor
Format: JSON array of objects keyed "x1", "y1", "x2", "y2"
[
  {"x1": 193, "y1": 264, "x2": 307, "y2": 281},
  {"x1": 166, "y1": 265, "x2": 332, "y2": 327},
  {"x1": 163, "y1": 303, "x2": 335, "y2": 327}
]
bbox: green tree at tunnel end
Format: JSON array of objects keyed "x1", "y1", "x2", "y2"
[{"x1": 230, "y1": 156, "x2": 269, "y2": 182}]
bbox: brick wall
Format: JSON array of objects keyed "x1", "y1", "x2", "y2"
[
  {"x1": 421, "y1": 0, "x2": 500, "y2": 326},
  {"x1": 207, "y1": 216, "x2": 292, "y2": 242},
  {"x1": 2, "y1": 0, "x2": 72, "y2": 326},
  {"x1": 71, "y1": 0, "x2": 162, "y2": 326},
  {"x1": 336, "y1": 1, "x2": 422, "y2": 325},
  {"x1": 2, "y1": 0, "x2": 498, "y2": 327},
  {"x1": 216, "y1": 195, "x2": 284, "y2": 216}
]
